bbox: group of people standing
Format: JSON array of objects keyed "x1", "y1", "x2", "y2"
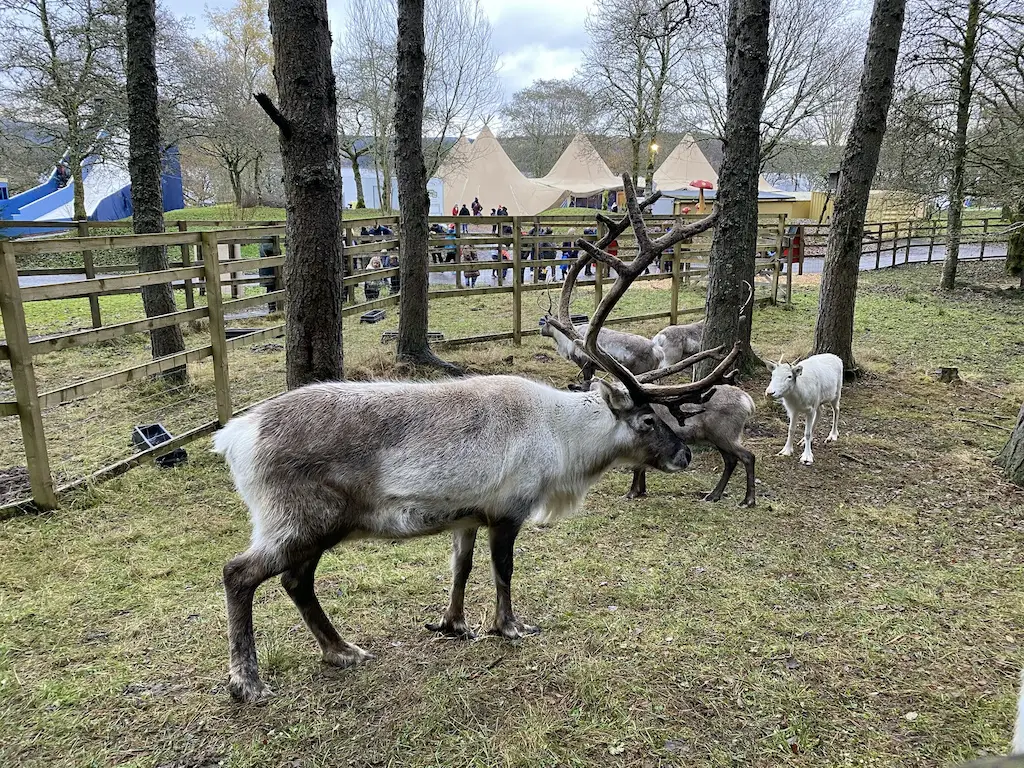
[{"x1": 451, "y1": 199, "x2": 509, "y2": 233}]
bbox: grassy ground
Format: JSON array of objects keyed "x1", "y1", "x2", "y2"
[{"x1": 0, "y1": 262, "x2": 1022, "y2": 767}]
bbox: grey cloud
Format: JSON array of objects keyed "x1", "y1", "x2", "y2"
[{"x1": 488, "y1": 5, "x2": 589, "y2": 56}]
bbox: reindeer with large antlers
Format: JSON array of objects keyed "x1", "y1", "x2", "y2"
[{"x1": 212, "y1": 175, "x2": 743, "y2": 703}]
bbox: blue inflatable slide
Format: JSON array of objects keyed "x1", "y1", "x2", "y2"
[{"x1": 0, "y1": 142, "x2": 184, "y2": 238}]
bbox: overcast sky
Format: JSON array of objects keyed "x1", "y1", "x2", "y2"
[{"x1": 171, "y1": 0, "x2": 592, "y2": 98}]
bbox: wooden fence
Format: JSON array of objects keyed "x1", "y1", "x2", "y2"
[
  {"x1": 0, "y1": 213, "x2": 787, "y2": 512},
  {"x1": 780, "y1": 216, "x2": 1009, "y2": 276}
]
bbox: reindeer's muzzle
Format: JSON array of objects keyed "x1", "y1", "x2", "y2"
[{"x1": 661, "y1": 444, "x2": 692, "y2": 472}]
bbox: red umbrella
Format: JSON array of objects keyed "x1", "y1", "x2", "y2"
[
  {"x1": 681, "y1": 206, "x2": 692, "y2": 214},
  {"x1": 691, "y1": 179, "x2": 713, "y2": 211}
]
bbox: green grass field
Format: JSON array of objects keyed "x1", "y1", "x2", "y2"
[{"x1": 0, "y1": 261, "x2": 1022, "y2": 767}]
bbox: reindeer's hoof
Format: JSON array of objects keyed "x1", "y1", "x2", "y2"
[
  {"x1": 426, "y1": 617, "x2": 477, "y2": 640},
  {"x1": 624, "y1": 490, "x2": 647, "y2": 500},
  {"x1": 738, "y1": 498, "x2": 756, "y2": 509},
  {"x1": 228, "y1": 675, "x2": 271, "y2": 704},
  {"x1": 322, "y1": 644, "x2": 374, "y2": 668},
  {"x1": 778, "y1": 447, "x2": 793, "y2": 457},
  {"x1": 799, "y1": 455, "x2": 814, "y2": 465},
  {"x1": 486, "y1": 619, "x2": 540, "y2": 641},
  {"x1": 825, "y1": 433, "x2": 839, "y2": 443},
  {"x1": 701, "y1": 492, "x2": 723, "y2": 503}
]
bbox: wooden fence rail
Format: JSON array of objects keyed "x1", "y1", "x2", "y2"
[{"x1": 2, "y1": 213, "x2": 777, "y2": 512}]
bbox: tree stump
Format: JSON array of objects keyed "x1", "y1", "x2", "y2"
[
  {"x1": 935, "y1": 366, "x2": 960, "y2": 383},
  {"x1": 996, "y1": 402, "x2": 1024, "y2": 486}
]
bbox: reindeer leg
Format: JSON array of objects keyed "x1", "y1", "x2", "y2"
[
  {"x1": 427, "y1": 527, "x2": 479, "y2": 639},
  {"x1": 224, "y1": 547, "x2": 289, "y2": 703},
  {"x1": 625, "y1": 468, "x2": 647, "y2": 499},
  {"x1": 486, "y1": 519, "x2": 539, "y2": 640},
  {"x1": 737, "y1": 447, "x2": 756, "y2": 508},
  {"x1": 704, "y1": 449, "x2": 737, "y2": 502},
  {"x1": 281, "y1": 552, "x2": 373, "y2": 668}
]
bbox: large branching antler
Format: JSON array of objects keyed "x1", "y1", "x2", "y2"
[{"x1": 546, "y1": 173, "x2": 740, "y2": 405}]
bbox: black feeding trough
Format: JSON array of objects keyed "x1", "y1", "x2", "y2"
[
  {"x1": 224, "y1": 328, "x2": 261, "y2": 339},
  {"x1": 131, "y1": 424, "x2": 188, "y2": 469},
  {"x1": 539, "y1": 314, "x2": 588, "y2": 327},
  {"x1": 360, "y1": 309, "x2": 386, "y2": 324}
]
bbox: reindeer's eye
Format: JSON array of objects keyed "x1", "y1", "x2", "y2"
[{"x1": 639, "y1": 414, "x2": 657, "y2": 431}]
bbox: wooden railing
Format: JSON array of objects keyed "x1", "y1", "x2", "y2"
[{"x1": 0, "y1": 213, "x2": 791, "y2": 512}]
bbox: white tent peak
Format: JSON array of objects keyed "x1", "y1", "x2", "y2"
[
  {"x1": 539, "y1": 133, "x2": 623, "y2": 196},
  {"x1": 653, "y1": 133, "x2": 788, "y2": 196},
  {"x1": 652, "y1": 134, "x2": 718, "y2": 192},
  {"x1": 439, "y1": 127, "x2": 567, "y2": 216}
]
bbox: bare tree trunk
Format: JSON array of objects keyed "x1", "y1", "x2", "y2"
[
  {"x1": 940, "y1": 0, "x2": 982, "y2": 291},
  {"x1": 265, "y1": 0, "x2": 345, "y2": 388},
  {"x1": 698, "y1": 0, "x2": 770, "y2": 377},
  {"x1": 997, "y1": 402, "x2": 1024, "y2": 486},
  {"x1": 352, "y1": 156, "x2": 366, "y2": 207},
  {"x1": 126, "y1": 0, "x2": 187, "y2": 384},
  {"x1": 71, "y1": 149, "x2": 87, "y2": 221},
  {"x1": 812, "y1": 0, "x2": 906, "y2": 371},
  {"x1": 229, "y1": 165, "x2": 243, "y2": 208},
  {"x1": 380, "y1": 150, "x2": 394, "y2": 212},
  {"x1": 394, "y1": 0, "x2": 457, "y2": 372}
]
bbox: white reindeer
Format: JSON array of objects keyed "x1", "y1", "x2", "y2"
[{"x1": 764, "y1": 353, "x2": 843, "y2": 465}]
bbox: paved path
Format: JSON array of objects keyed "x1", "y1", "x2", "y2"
[
  {"x1": 17, "y1": 240, "x2": 1008, "y2": 290},
  {"x1": 795, "y1": 240, "x2": 1006, "y2": 275}
]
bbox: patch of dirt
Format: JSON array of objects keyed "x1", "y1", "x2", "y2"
[
  {"x1": 0, "y1": 466, "x2": 31, "y2": 506},
  {"x1": 533, "y1": 353, "x2": 553, "y2": 363},
  {"x1": 250, "y1": 342, "x2": 284, "y2": 354}
]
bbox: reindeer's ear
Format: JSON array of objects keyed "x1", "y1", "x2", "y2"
[
  {"x1": 792, "y1": 364, "x2": 804, "y2": 377},
  {"x1": 766, "y1": 360, "x2": 777, "y2": 371},
  {"x1": 594, "y1": 379, "x2": 634, "y2": 413}
]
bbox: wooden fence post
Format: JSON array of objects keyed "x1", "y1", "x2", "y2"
[
  {"x1": 0, "y1": 241, "x2": 57, "y2": 509},
  {"x1": 891, "y1": 222, "x2": 899, "y2": 267},
  {"x1": 512, "y1": 221, "x2": 522, "y2": 345},
  {"x1": 785, "y1": 243, "x2": 794, "y2": 308},
  {"x1": 980, "y1": 218, "x2": 988, "y2": 260},
  {"x1": 177, "y1": 221, "x2": 195, "y2": 310},
  {"x1": 927, "y1": 220, "x2": 936, "y2": 263},
  {"x1": 536, "y1": 215, "x2": 544, "y2": 284},
  {"x1": 670, "y1": 251, "x2": 680, "y2": 324},
  {"x1": 904, "y1": 220, "x2": 912, "y2": 264},
  {"x1": 78, "y1": 221, "x2": 102, "y2": 328},
  {"x1": 771, "y1": 249, "x2": 781, "y2": 306},
  {"x1": 875, "y1": 222, "x2": 883, "y2": 269},
  {"x1": 201, "y1": 231, "x2": 233, "y2": 425},
  {"x1": 272, "y1": 234, "x2": 285, "y2": 314},
  {"x1": 775, "y1": 214, "x2": 786, "y2": 275}
]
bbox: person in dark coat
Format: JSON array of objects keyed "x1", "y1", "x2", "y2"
[
  {"x1": 458, "y1": 204, "x2": 471, "y2": 233},
  {"x1": 258, "y1": 240, "x2": 280, "y2": 312},
  {"x1": 560, "y1": 228, "x2": 578, "y2": 280},
  {"x1": 463, "y1": 249, "x2": 480, "y2": 288}
]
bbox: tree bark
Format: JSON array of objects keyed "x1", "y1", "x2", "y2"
[
  {"x1": 126, "y1": 0, "x2": 187, "y2": 384},
  {"x1": 267, "y1": 0, "x2": 345, "y2": 388},
  {"x1": 72, "y1": 150, "x2": 87, "y2": 221},
  {"x1": 940, "y1": 0, "x2": 982, "y2": 291},
  {"x1": 698, "y1": 0, "x2": 770, "y2": 377},
  {"x1": 394, "y1": 0, "x2": 458, "y2": 371},
  {"x1": 352, "y1": 155, "x2": 366, "y2": 207},
  {"x1": 1007, "y1": 197, "x2": 1024, "y2": 287},
  {"x1": 812, "y1": 0, "x2": 906, "y2": 371},
  {"x1": 996, "y1": 402, "x2": 1024, "y2": 485}
]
